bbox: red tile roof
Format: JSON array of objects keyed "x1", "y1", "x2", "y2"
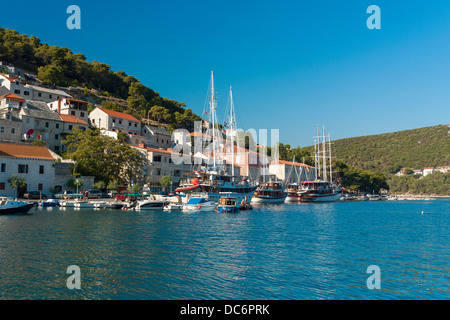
[
  {"x1": 269, "y1": 159, "x2": 314, "y2": 168},
  {"x1": 0, "y1": 93, "x2": 25, "y2": 102},
  {"x1": 59, "y1": 114, "x2": 89, "y2": 125},
  {"x1": 97, "y1": 107, "x2": 141, "y2": 122},
  {"x1": 0, "y1": 142, "x2": 54, "y2": 160}
]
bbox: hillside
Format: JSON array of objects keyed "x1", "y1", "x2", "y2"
[
  {"x1": 0, "y1": 27, "x2": 201, "y2": 130},
  {"x1": 330, "y1": 124, "x2": 450, "y2": 173}
]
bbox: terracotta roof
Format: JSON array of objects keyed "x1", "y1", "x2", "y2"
[
  {"x1": 66, "y1": 98, "x2": 88, "y2": 104},
  {"x1": 59, "y1": 114, "x2": 89, "y2": 125},
  {"x1": 0, "y1": 142, "x2": 54, "y2": 160},
  {"x1": 269, "y1": 160, "x2": 314, "y2": 168},
  {"x1": 0, "y1": 93, "x2": 25, "y2": 102},
  {"x1": 0, "y1": 73, "x2": 19, "y2": 82},
  {"x1": 97, "y1": 107, "x2": 141, "y2": 122}
]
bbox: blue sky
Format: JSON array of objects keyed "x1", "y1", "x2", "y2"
[{"x1": 2, "y1": 0, "x2": 449, "y2": 147}]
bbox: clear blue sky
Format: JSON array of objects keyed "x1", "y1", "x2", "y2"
[{"x1": 2, "y1": 0, "x2": 450, "y2": 147}]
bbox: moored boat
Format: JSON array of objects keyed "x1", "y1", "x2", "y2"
[
  {"x1": 0, "y1": 197, "x2": 34, "y2": 215},
  {"x1": 182, "y1": 196, "x2": 217, "y2": 212},
  {"x1": 136, "y1": 199, "x2": 169, "y2": 211},
  {"x1": 217, "y1": 196, "x2": 239, "y2": 213},
  {"x1": 251, "y1": 181, "x2": 287, "y2": 204}
]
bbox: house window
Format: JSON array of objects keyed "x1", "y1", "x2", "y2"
[
  {"x1": 56, "y1": 123, "x2": 59, "y2": 129},
  {"x1": 14, "y1": 89, "x2": 20, "y2": 94},
  {"x1": 11, "y1": 128, "x2": 15, "y2": 134},
  {"x1": 68, "y1": 125, "x2": 73, "y2": 130},
  {"x1": 24, "y1": 91, "x2": 30, "y2": 96},
  {"x1": 18, "y1": 164, "x2": 28, "y2": 174},
  {"x1": 0, "y1": 127, "x2": 3, "y2": 133},
  {"x1": 45, "y1": 122, "x2": 49, "y2": 128},
  {"x1": 128, "y1": 122, "x2": 131, "y2": 126},
  {"x1": 39, "y1": 165, "x2": 45, "y2": 174},
  {"x1": 55, "y1": 134, "x2": 59, "y2": 140},
  {"x1": 0, "y1": 182, "x2": 5, "y2": 190},
  {"x1": 49, "y1": 95, "x2": 52, "y2": 99},
  {"x1": 38, "y1": 183, "x2": 43, "y2": 191},
  {"x1": 135, "y1": 123, "x2": 137, "y2": 127},
  {"x1": 71, "y1": 111, "x2": 75, "y2": 116},
  {"x1": 112, "y1": 119, "x2": 115, "y2": 123},
  {"x1": 80, "y1": 112, "x2": 85, "y2": 117},
  {"x1": 54, "y1": 146, "x2": 60, "y2": 151},
  {"x1": 1, "y1": 163, "x2": 6, "y2": 172},
  {"x1": 119, "y1": 120, "x2": 122, "y2": 125},
  {"x1": 38, "y1": 92, "x2": 42, "y2": 97},
  {"x1": 153, "y1": 155, "x2": 161, "y2": 162}
]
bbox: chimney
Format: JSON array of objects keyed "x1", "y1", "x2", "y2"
[{"x1": 57, "y1": 98, "x2": 61, "y2": 114}]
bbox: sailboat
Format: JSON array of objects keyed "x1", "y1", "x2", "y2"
[
  {"x1": 175, "y1": 72, "x2": 258, "y2": 205},
  {"x1": 297, "y1": 126, "x2": 342, "y2": 202}
]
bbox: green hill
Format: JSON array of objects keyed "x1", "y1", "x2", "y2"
[
  {"x1": 0, "y1": 27, "x2": 201, "y2": 130},
  {"x1": 331, "y1": 124, "x2": 450, "y2": 173}
]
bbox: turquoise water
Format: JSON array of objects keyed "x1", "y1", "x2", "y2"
[{"x1": 0, "y1": 199, "x2": 448, "y2": 300}]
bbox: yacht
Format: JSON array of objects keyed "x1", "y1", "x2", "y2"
[
  {"x1": 135, "y1": 199, "x2": 169, "y2": 211},
  {"x1": 182, "y1": 196, "x2": 217, "y2": 212}
]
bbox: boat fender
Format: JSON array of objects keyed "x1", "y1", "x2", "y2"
[{"x1": 197, "y1": 205, "x2": 202, "y2": 209}]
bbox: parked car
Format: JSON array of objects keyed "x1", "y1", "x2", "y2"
[
  {"x1": 87, "y1": 189, "x2": 103, "y2": 199},
  {"x1": 23, "y1": 191, "x2": 47, "y2": 199},
  {"x1": 55, "y1": 190, "x2": 75, "y2": 199}
]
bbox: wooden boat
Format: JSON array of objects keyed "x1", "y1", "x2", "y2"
[
  {"x1": 217, "y1": 196, "x2": 239, "y2": 213},
  {"x1": 251, "y1": 182, "x2": 287, "y2": 204}
]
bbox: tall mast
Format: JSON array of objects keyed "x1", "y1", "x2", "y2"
[
  {"x1": 316, "y1": 125, "x2": 321, "y2": 180},
  {"x1": 314, "y1": 138, "x2": 318, "y2": 180},
  {"x1": 210, "y1": 71, "x2": 217, "y2": 169},
  {"x1": 229, "y1": 86, "x2": 235, "y2": 178},
  {"x1": 322, "y1": 125, "x2": 327, "y2": 182},
  {"x1": 328, "y1": 132, "x2": 332, "y2": 183}
]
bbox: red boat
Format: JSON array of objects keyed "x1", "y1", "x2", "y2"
[{"x1": 175, "y1": 178, "x2": 200, "y2": 192}]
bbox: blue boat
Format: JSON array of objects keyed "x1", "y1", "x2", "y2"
[
  {"x1": 38, "y1": 199, "x2": 60, "y2": 207},
  {"x1": 217, "y1": 196, "x2": 239, "y2": 213}
]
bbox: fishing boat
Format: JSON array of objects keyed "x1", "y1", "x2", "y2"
[
  {"x1": 217, "y1": 196, "x2": 239, "y2": 213},
  {"x1": 251, "y1": 181, "x2": 287, "y2": 204},
  {"x1": 298, "y1": 126, "x2": 342, "y2": 202},
  {"x1": 0, "y1": 197, "x2": 34, "y2": 215},
  {"x1": 135, "y1": 199, "x2": 169, "y2": 211}
]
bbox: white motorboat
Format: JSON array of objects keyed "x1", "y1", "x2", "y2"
[
  {"x1": 182, "y1": 197, "x2": 217, "y2": 212},
  {"x1": 163, "y1": 203, "x2": 184, "y2": 211},
  {"x1": 135, "y1": 199, "x2": 169, "y2": 210}
]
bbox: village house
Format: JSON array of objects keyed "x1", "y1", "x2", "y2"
[
  {"x1": 0, "y1": 142, "x2": 56, "y2": 198},
  {"x1": 0, "y1": 74, "x2": 72, "y2": 103},
  {"x1": 48, "y1": 97, "x2": 89, "y2": 124},
  {"x1": 141, "y1": 124, "x2": 172, "y2": 148},
  {"x1": 423, "y1": 167, "x2": 435, "y2": 177}
]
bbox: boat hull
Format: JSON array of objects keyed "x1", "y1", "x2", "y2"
[
  {"x1": 217, "y1": 205, "x2": 239, "y2": 213},
  {"x1": 0, "y1": 203, "x2": 34, "y2": 215},
  {"x1": 299, "y1": 192, "x2": 342, "y2": 202},
  {"x1": 251, "y1": 195, "x2": 287, "y2": 204}
]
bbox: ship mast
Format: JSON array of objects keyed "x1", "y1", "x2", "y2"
[
  {"x1": 322, "y1": 125, "x2": 327, "y2": 182},
  {"x1": 209, "y1": 71, "x2": 218, "y2": 170},
  {"x1": 328, "y1": 132, "x2": 332, "y2": 183},
  {"x1": 229, "y1": 86, "x2": 236, "y2": 179}
]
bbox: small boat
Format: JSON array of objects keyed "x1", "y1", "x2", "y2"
[
  {"x1": 135, "y1": 199, "x2": 169, "y2": 211},
  {"x1": 387, "y1": 195, "x2": 398, "y2": 200},
  {"x1": 183, "y1": 197, "x2": 217, "y2": 212},
  {"x1": 340, "y1": 194, "x2": 358, "y2": 201},
  {"x1": 0, "y1": 197, "x2": 34, "y2": 215},
  {"x1": 217, "y1": 196, "x2": 239, "y2": 213},
  {"x1": 74, "y1": 202, "x2": 102, "y2": 208},
  {"x1": 369, "y1": 194, "x2": 381, "y2": 201},
  {"x1": 357, "y1": 194, "x2": 370, "y2": 201},
  {"x1": 38, "y1": 199, "x2": 60, "y2": 207}
]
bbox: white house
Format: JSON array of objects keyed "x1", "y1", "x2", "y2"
[
  {"x1": 423, "y1": 167, "x2": 435, "y2": 177},
  {"x1": 0, "y1": 142, "x2": 56, "y2": 198},
  {"x1": 48, "y1": 97, "x2": 89, "y2": 124}
]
